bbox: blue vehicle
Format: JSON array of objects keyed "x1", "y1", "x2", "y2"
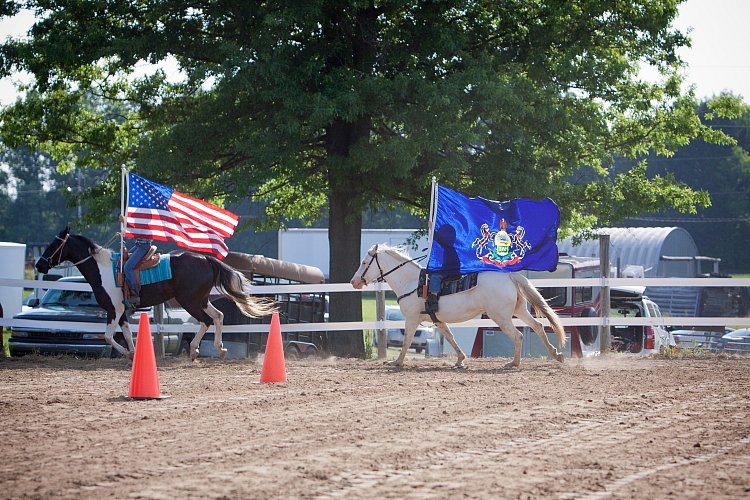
[{"x1": 713, "y1": 328, "x2": 750, "y2": 353}]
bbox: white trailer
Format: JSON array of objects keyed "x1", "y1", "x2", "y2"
[
  {"x1": 0, "y1": 242, "x2": 26, "y2": 319},
  {"x1": 278, "y1": 228, "x2": 428, "y2": 279}
]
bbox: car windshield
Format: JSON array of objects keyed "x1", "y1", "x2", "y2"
[
  {"x1": 40, "y1": 289, "x2": 98, "y2": 308},
  {"x1": 386, "y1": 309, "x2": 404, "y2": 321}
]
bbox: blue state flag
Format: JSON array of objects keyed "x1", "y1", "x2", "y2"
[{"x1": 427, "y1": 185, "x2": 559, "y2": 274}]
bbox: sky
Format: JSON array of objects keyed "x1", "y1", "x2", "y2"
[{"x1": 1, "y1": 0, "x2": 750, "y2": 104}]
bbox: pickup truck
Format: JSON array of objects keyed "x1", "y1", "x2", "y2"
[{"x1": 9, "y1": 276, "x2": 195, "y2": 358}]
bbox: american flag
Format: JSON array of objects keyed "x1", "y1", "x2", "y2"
[{"x1": 123, "y1": 173, "x2": 240, "y2": 259}]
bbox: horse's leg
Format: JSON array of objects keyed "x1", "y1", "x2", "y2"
[
  {"x1": 514, "y1": 299, "x2": 564, "y2": 363},
  {"x1": 120, "y1": 315, "x2": 136, "y2": 353},
  {"x1": 386, "y1": 316, "x2": 421, "y2": 367},
  {"x1": 105, "y1": 318, "x2": 132, "y2": 358},
  {"x1": 178, "y1": 297, "x2": 216, "y2": 361},
  {"x1": 204, "y1": 302, "x2": 226, "y2": 360},
  {"x1": 434, "y1": 322, "x2": 467, "y2": 369},
  {"x1": 485, "y1": 312, "x2": 523, "y2": 368},
  {"x1": 190, "y1": 323, "x2": 210, "y2": 362}
]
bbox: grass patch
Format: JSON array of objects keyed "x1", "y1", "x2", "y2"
[
  {"x1": 360, "y1": 292, "x2": 405, "y2": 359},
  {"x1": 360, "y1": 291, "x2": 399, "y2": 321}
]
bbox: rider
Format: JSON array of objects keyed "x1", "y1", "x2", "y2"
[
  {"x1": 423, "y1": 223, "x2": 459, "y2": 315},
  {"x1": 424, "y1": 273, "x2": 443, "y2": 314},
  {"x1": 119, "y1": 215, "x2": 151, "y2": 307}
]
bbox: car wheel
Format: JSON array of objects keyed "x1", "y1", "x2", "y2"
[
  {"x1": 284, "y1": 345, "x2": 300, "y2": 360},
  {"x1": 177, "y1": 339, "x2": 191, "y2": 357},
  {"x1": 578, "y1": 307, "x2": 598, "y2": 345}
]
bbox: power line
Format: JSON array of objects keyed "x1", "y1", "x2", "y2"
[{"x1": 625, "y1": 216, "x2": 750, "y2": 223}]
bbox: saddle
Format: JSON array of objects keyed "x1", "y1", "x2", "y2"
[
  {"x1": 116, "y1": 245, "x2": 160, "y2": 291},
  {"x1": 418, "y1": 269, "x2": 479, "y2": 299}
]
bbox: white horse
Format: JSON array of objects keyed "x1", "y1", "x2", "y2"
[{"x1": 350, "y1": 243, "x2": 566, "y2": 368}]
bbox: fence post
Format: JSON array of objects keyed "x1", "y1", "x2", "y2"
[
  {"x1": 152, "y1": 303, "x2": 165, "y2": 359},
  {"x1": 599, "y1": 234, "x2": 611, "y2": 355},
  {"x1": 376, "y1": 288, "x2": 387, "y2": 359}
]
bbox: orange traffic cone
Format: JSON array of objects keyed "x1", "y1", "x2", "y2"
[
  {"x1": 129, "y1": 312, "x2": 169, "y2": 399},
  {"x1": 258, "y1": 312, "x2": 287, "y2": 383}
]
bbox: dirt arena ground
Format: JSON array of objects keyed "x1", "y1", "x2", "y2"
[{"x1": 1, "y1": 352, "x2": 749, "y2": 499}]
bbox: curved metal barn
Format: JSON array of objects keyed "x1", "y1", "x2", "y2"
[{"x1": 558, "y1": 227, "x2": 704, "y2": 278}]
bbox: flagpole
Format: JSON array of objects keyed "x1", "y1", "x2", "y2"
[
  {"x1": 426, "y1": 176, "x2": 437, "y2": 257},
  {"x1": 120, "y1": 166, "x2": 127, "y2": 274}
]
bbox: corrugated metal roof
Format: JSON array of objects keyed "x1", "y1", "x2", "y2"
[{"x1": 558, "y1": 227, "x2": 698, "y2": 277}]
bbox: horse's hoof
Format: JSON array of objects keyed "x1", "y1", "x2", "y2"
[
  {"x1": 191, "y1": 349, "x2": 199, "y2": 362},
  {"x1": 556, "y1": 354, "x2": 564, "y2": 363},
  {"x1": 219, "y1": 349, "x2": 227, "y2": 360},
  {"x1": 384, "y1": 360, "x2": 403, "y2": 367},
  {"x1": 126, "y1": 351, "x2": 134, "y2": 361},
  {"x1": 453, "y1": 363, "x2": 468, "y2": 370},
  {"x1": 503, "y1": 361, "x2": 519, "y2": 369}
]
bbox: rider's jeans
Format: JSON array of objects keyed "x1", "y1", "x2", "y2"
[{"x1": 124, "y1": 240, "x2": 150, "y2": 291}]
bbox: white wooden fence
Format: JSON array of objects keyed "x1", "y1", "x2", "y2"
[{"x1": 2, "y1": 276, "x2": 749, "y2": 335}]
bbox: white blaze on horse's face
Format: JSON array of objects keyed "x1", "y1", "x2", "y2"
[
  {"x1": 350, "y1": 255, "x2": 369, "y2": 289},
  {"x1": 350, "y1": 245, "x2": 379, "y2": 289}
]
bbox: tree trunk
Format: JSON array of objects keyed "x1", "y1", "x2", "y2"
[
  {"x1": 321, "y1": 7, "x2": 378, "y2": 358},
  {"x1": 328, "y1": 186, "x2": 365, "y2": 358}
]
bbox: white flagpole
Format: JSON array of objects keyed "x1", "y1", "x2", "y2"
[
  {"x1": 120, "y1": 166, "x2": 127, "y2": 274},
  {"x1": 426, "y1": 176, "x2": 438, "y2": 258}
]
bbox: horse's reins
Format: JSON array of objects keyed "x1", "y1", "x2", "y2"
[
  {"x1": 38, "y1": 234, "x2": 70, "y2": 268},
  {"x1": 39, "y1": 233, "x2": 117, "y2": 269},
  {"x1": 358, "y1": 247, "x2": 426, "y2": 302}
]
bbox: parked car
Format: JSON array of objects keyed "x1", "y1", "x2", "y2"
[
  {"x1": 9, "y1": 277, "x2": 195, "y2": 358},
  {"x1": 373, "y1": 305, "x2": 434, "y2": 353},
  {"x1": 610, "y1": 287, "x2": 675, "y2": 355},
  {"x1": 712, "y1": 328, "x2": 750, "y2": 353},
  {"x1": 670, "y1": 328, "x2": 733, "y2": 350}
]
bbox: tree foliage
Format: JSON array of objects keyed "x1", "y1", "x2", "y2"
[
  {"x1": 0, "y1": 143, "x2": 116, "y2": 245},
  {"x1": 1, "y1": 0, "x2": 745, "y2": 356},
  {"x1": 636, "y1": 98, "x2": 750, "y2": 273}
]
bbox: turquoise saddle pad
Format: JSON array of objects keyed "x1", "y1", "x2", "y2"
[{"x1": 112, "y1": 253, "x2": 172, "y2": 285}]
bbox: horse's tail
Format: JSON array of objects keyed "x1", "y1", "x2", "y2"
[
  {"x1": 510, "y1": 273, "x2": 566, "y2": 347},
  {"x1": 210, "y1": 257, "x2": 277, "y2": 318}
]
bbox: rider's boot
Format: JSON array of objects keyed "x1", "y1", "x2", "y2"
[
  {"x1": 422, "y1": 293, "x2": 439, "y2": 314},
  {"x1": 130, "y1": 285, "x2": 141, "y2": 307},
  {"x1": 123, "y1": 285, "x2": 140, "y2": 308}
]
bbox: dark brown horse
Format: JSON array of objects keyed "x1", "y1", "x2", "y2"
[{"x1": 35, "y1": 226, "x2": 275, "y2": 359}]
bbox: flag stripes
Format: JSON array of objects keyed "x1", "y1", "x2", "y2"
[{"x1": 123, "y1": 173, "x2": 239, "y2": 259}]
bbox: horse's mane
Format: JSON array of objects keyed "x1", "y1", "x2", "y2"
[
  {"x1": 74, "y1": 234, "x2": 111, "y2": 264},
  {"x1": 378, "y1": 244, "x2": 424, "y2": 268},
  {"x1": 75, "y1": 234, "x2": 100, "y2": 252},
  {"x1": 379, "y1": 243, "x2": 412, "y2": 259}
]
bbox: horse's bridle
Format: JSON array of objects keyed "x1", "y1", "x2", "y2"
[
  {"x1": 38, "y1": 233, "x2": 94, "y2": 269},
  {"x1": 357, "y1": 246, "x2": 425, "y2": 302},
  {"x1": 357, "y1": 246, "x2": 383, "y2": 287},
  {"x1": 38, "y1": 234, "x2": 70, "y2": 268}
]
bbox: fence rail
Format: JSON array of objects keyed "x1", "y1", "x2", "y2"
[{"x1": 2, "y1": 276, "x2": 749, "y2": 333}]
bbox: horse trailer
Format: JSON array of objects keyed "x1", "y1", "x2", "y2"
[{"x1": 201, "y1": 252, "x2": 328, "y2": 359}]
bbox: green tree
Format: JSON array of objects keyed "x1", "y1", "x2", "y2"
[
  {"x1": 0, "y1": 143, "x2": 116, "y2": 245},
  {"x1": 1, "y1": 1, "x2": 745, "y2": 357},
  {"x1": 629, "y1": 98, "x2": 750, "y2": 273}
]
